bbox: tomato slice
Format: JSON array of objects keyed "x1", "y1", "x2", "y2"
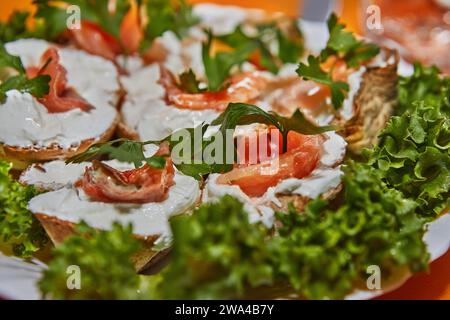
[
  {"x1": 119, "y1": 3, "x2": 143, "y2": 54},
  {"x1": 218, "y1": 130, "x2": 323, "y2": 197},
  {"x1": 69, "y1": 20, "x2": 123, "y2": 61},
  {"x1": 27, "y1": 47, "x2": 92, "y2": 113}
]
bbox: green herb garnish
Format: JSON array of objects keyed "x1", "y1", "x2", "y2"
[
  {"x1": 217, "y1": 21, "x2": 304, "y2": 74},
  {"x1": 66, "y1": 138, "x2": 166, "y2": 169},
  {"x1": 141, "y1": 0, "x2": 199, "y2": 50},
  {"x1": 0, "y1": 11, "x2": 32, "y2": 43},
  {"x1": 296, "y1": 13, "x2": 379, "y2": 110},
  {"x1": 296, "y1": 55, "x2": 349, "y2": 110},
  {"x1": 68, "y1": 103, "x2": 333, "y2": 179},
  {"x1": 0, "y1": 160, "x2": 49, "y2": 257},
  {"x1": 0, "y1": 44, "x2": 50, "y2": 103},
  {"x1": 320, "y1": 13, "x2": 380, "y2": 68},
  {"x1": 34, "y1": 0, "x2": 131, "y2": 39},
  {"x1": 202, "y1": 30, "x2": 259, "y2": 91}
]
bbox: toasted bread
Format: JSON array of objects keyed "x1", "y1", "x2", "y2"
[
  {"x1": 0, "y1": 114, "x2": 120, "y2": 170},
  {"x1": 34, "y1": 212, "x2": 163, "y2": 273},
  {"x1": 342, "y1": 50, "x2": 399, "y2": 153}
]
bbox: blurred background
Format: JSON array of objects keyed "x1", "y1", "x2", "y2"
[
  {"x1": 0, "y1": 0, "x2": 449, "y2": 300},
  {"x1": 2, "y1": 0, "x2": 449, "y2": 72}
]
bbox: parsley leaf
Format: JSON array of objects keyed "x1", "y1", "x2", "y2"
[
  {"x1": 321, "y1": 13, "x2": 380, "y2": 68},
  {"x1": 203, "y1": 30, "x2": 258, "y2": 91},
  {"x1": 296, "y1": 55, "x2": 349, "y2": 110},
  {"x1": 296, "y1": 14, "x2": 379, "y2": 110},
  {"x1": 0, "y1": 43, "x2": 25, "y2": 73},
  {"x1": 68, "y1": 103, "x2": 333, "y2": 179},
  {"x1": 277, "y1": 23, "x2": 304, "y2": 64},
  {"x1": 34, "y1": 0, "x2": 131, "y2": 39},
  {"x1": 178, "y1": 69, "x2": 204, "y2": 93},
  {"x1": 217, "y1": 21, "x2": 304, "y2": 74},
  {"x1": 141, "y1": 0, "x2": 199, "y2": 50},
  {"x1": 0, "y1": 11, "x2": 33, "y2": 43},
  {"x1": 0, "y1": 44, "x2": 51, "y2": 103},
  {"x1": 66, "y1": 139, "x2": 166, "y2": 169},
  {"x1": 0, "y1": 74, "x2": 51, "y2": 103}
]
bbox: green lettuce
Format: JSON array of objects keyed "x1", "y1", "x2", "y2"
[
  {"x1": 397, "y1": 62, "x2": 450, "y2": 116},
  {"x1": 38, "y1": 161, "x2": 429, "y2": 300},
  {"x1": 366, "y1": 101, "x2": 450, "y2": 216},
  {"x1": 157, "y1": 196, "x2": 274, "y2": 299},
  {"x1": 0, "y1": 11, "x2": 33, "y2": 43},
  {"x1": 0, "y1": 160, "x2": 48, "y2": 257},
  {"x1": 39, "y1": 222, "x2": 159, "y2": 300},
  {"x1": 156, "y1": 162, "x2": 428, "y2": 300},
  {"x1": 270, "y1": 162, "x2": 429, "y2": 299}
]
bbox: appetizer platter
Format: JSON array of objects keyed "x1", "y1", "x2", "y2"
[{"x1": 0, "y1": 1, "x2": 448, "y2": 300}]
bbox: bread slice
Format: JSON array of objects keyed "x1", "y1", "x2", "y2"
[
  {"x1": 116, "y1": 116, "x2": 140, "y2": 141},
  {"x1": 33, "y1": 212, "x2": 164, "y2": 273},
  {"x1": 21, "y1": 160, "x2": 200, "y2": 273},
  {"x1": 341, "y1": 50, "x2": 399, "y2": 153},
  {"x1": 0, "y1": 114, "x2": 120, "y2": 170}
]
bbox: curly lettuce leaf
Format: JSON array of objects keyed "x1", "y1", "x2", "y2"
[
  {"x1": 397, "y1": 62, "x2": 450, "y2": 116},
  {"x1": 270, "y1": 161, "x2": 429, "y2": 299},
  {"x1": 0, "y1": 160, "x2": 48, "y2": 257},
  {"x1": 39, "y1": 222, "x2": 158, "y2": 300},
  {"x1": 155, "y1": 162, "x2": 428, "y2": 300},
  {"x1": 157, "y1": 196, "x2": 274, "y2": 299},
  {"x1": 38, "y1": 161, "x2": 429, "y2": 300},
  {"x1": 366, "y1": 101, "x2": 450, "y2": 216}
]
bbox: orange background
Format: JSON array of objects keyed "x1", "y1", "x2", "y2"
[{"x1": 1, "y1": 0, "x2": 449, "y2": 300}]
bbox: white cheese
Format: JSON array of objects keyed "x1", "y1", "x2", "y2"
[
  {"x1": 121, "y1": 64, "x2": 165, "y2": 101},
  {"x1": 116, "y1": 54, "x2": 145, "y2": 74},
  {"x1": 193, "y1": 4, "x2": 250, "y2": 35},
  {"x1": 340, "y1": 67, "x2": 365, "y2": 121},
  {"x1": 122, "y1": 98, "x2": 219, "y2": 141},
  {"x1": 20, "y1": 160, "x2": 90, "y2": 190},
  {"x1": 158, "y1": 31, "x2": 185, "y2": 76},
  {"x1": 0, "y1": 39, "x2": 119, "y2": 149}
]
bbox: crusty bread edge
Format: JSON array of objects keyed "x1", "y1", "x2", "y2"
[
  {"x1": 34, "y1": 212, "x2": 164, "y2": 273},
  {"x1": 0, "y1": 114, "x2": 120, "y2": 165},
  {"x1": 341, "y1": 49, "x2": 399, "y2": 154}
]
